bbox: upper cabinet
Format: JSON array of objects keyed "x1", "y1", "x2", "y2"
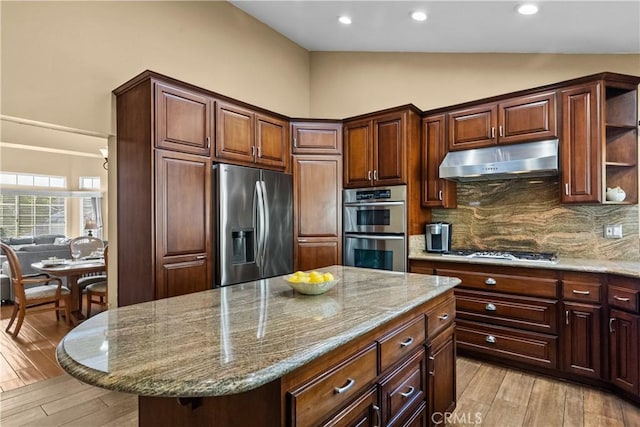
[
  {"x1": 291, "y1": 121, "x2": 342, "y2": 155},
  {"x1": 155, "y1": 83, "x2": 213, "y2": 156},
  {"x1": 422, "y1": 114, "x2": 456, "y2": 208},
  {"x1": 561, "y1": 77, "x2": 639, "y2": 204},
  {"x1": 448, "y1": 91, "x2": 557, "y2": 151},
  {"x1": 344, "y1": 107, "x2": 419, "y2": 188},
  {"x1": 215, "y1": 100, "x2": 289, "y2": 171}
]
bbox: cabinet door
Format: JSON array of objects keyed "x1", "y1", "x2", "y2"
[
  {"x1": 292, "y1": 121, "x2": 343, "y2": 155},
  {"x1": 560, "y1": 83, "x2": 602, "y2": 203},
  {"x1": 428, "y1": 325, "x2": 456, "y2": 427},
  {"x1": 155, "y1": 83, "x2": 212, "y2": 156},
  {"x1": 609, "y1": 309, "x2": 639, "y2": 395},
  {"x1": 422, "y1": 114, "x2": 456, "y2": 208},
  {"x1": 561, "y1": 302, "x2": 602, "y2": 379},
  {"x1": 373, "y1": 112, "x2": 405, "y2": 185},
  {"x1": 344, "y1": 119, "x2": 373, "y2": 188},
  {"x1": 215, "y1": 101, "x2": 255, "y2": 164},
  {"x1": 447, "y1": 103, "x2": 497, "y2": 151},
  {"x1": 498, "y1": 91, "x2": 557, "y2": 145},
  {"x1": 295, "y1": 239, "x2": 340, "y2": 271},
  {"x1": 155, "y1": 150, "x2": 211, "y2": 299},
  {"x1": 293, "y1": 155, "x2": 342, "y2": 271},
  {"x1": 256, "y1": 113, "x2": 289, "y2": 170}
]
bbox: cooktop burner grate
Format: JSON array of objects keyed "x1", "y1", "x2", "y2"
[{"x1": 443, "y1": 249, "x2": 557, "y2": 263}]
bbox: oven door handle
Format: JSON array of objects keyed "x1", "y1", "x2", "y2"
[
  {"x1": 345, "y1": 234, "x2": 406, "y2": 240},
  {"x1": 344, "y1": 201, "x2": 405, "y2": 207}
]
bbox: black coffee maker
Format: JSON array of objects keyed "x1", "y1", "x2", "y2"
[{"x1": 425, "y1": 222, "x2": 452, "y2": 253}]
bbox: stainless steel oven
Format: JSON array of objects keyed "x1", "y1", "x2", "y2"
[{"x1": 343, "y1": 186, "x2": 407, "y2": 272}]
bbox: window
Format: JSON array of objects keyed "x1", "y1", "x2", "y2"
[
  {"x1": 0, "y1": 172, "x2": 66, "y2": 188},
  {"x1": 79, "y1": 176, "x2": 100, "y2": 190},
  {"x1": 0, "y1": 194, "x2": 66, "y2": 239}
]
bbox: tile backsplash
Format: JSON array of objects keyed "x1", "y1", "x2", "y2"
[{"x1": 423, "y1": 177, "x2": 639, "y2": 261}]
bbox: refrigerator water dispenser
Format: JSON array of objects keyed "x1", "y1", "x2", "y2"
[{"x1": 231, "y1": 229, "x2": 254, "y2": 264}]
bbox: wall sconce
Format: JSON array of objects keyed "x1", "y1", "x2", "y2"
[
  {"x1": 99, "y1": 147, "x2": 108, "y2": 170},
  {"x1": 85, "y1": 218, "x2": 98, "y2": 237}
]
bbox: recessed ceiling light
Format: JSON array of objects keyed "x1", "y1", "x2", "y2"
[
  {"x1": 517, "y1": 4, "x2": 539, "y2": 15},
  {"x1": 411, "y1": 11, "x2": 427, "y2": 22},
  {"x1": 338, "y1": 15, "x2": 352, "y2": 25}
]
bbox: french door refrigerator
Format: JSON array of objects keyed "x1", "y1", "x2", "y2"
[{"x1": 213, "y1": 163, "x2": 293, "y2": 287}]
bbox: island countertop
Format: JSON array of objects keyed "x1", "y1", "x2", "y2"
[{"x1": 56, "y1": 265, "x2": 460, "y2": 398}]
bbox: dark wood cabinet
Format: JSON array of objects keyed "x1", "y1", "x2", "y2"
[
  {"x1": 293, "y1": 155, "x2": 342, "y2": 271},
  {"x1": 422, "y1": 114, "x2": 456, "y2": 208},
  {"x1": 560, "y1": 83, "x2": 601, "y2": 203},
  {"x1": 344, "y1": 107, "x2": 419, "y2": 189},
  {"x1": 561, "y1": 77, "x2": 639, "y2": 204},
  {"x1": 427, "y1": 324, "x2": 456, "y2": 427},
  {"x1": 561, "y1": 302, "x2": 602, "y2": 379},
  {"x1": 320, "y1": 386, "x2": 379, "y2": 427},
  {"x1": 447, "y1": 92, "x2": 557, "y2": 151},
  {"x1": 155, "y1": 150, "x2": 211, "y2": 299},
  {"x1": 609, "y1": 309, "x2": 639, "y2": 395},
  {"x1": 216, "y1": 100, "x2": 289, "y2": 171},
  {"x1": 155, "y1": 83, "x2": 213, "y2": 156},
  {"x1": 292, "y1": 121, "x2": 342, "y2": 155}
]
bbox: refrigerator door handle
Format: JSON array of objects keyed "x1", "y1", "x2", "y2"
[
  {"x1": 254, "y1": 180, "x2": 262, "y2": 267},
  {"x1": 260, "y1": 180, "x2": 270, "y2": 262},
  {"x1": 256, "y1": 180, "x2": 267, "y2": 269}
]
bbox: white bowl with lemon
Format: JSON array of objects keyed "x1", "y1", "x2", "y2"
[{"x1": 284, "y1": 270, "x2": 339, "y2": 295}]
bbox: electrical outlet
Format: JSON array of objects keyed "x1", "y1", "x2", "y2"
[{"x1": 604, "y1": 224, "x2": 623, "y2": 239}]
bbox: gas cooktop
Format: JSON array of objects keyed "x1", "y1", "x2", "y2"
[{"x1": 442, "y1": 249, "x2": 557, "y2": 263}]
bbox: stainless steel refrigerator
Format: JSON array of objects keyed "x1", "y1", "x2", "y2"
[{"x1": 213, "y1": 163, "x2": 293, "y2": 287}]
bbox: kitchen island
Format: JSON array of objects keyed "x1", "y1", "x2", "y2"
[{"x1": 57, "y1": 265, "x2": 460, "y2": 426}]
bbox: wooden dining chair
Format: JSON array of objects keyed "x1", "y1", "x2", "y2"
[
  {"x1": 69, "y1": 236, "x2": 105, "y2": 312},
  {"x1": 86, "y1": 246, "x2": 108, "y2": 318},
  {"x1": 1, "y1": 242, "x2": 71, "y2": 338}
]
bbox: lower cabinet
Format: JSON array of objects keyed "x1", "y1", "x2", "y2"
[
  {"x1": 295, "y1": 238, "x2": 340, "y2": 272},
  {"x1": 561, "y1": 302, "x2": 602, "y2": 379},
  {"x1": 285, "y1": 290, "x2": 456, "y2": 426},
  {"x1": 609, "y1": 309, "x2": 639, "y2": 395}
]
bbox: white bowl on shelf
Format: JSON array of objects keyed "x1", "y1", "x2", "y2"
[{"x1": 606, "y1": 186, "x2": 626, "y2": 202}]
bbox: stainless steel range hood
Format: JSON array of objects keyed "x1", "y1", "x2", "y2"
[{"x1": 439, "y1": 139, "x2": 559, "y2": 182}]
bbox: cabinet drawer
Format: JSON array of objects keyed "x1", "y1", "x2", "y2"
[
  {"x1": 456, "y1": 289, "x2": 558, "y2": 334},
  {"x1": 379, "y1": 348, "x2": 426, "y2": 427},
  {"x1": 437, "y1": 269, "x2": 558, "y2": 298},
  {"x1": 426, "y1": 297, "x2": 455, "y2": 338},
  {"x1": 289, "y1": 344, "x2": 377, "y2": 427},
  {"x1": 320, "y1": 385, "x2": 378, "y2": 427},
  {"x1": 562, "y1": 280, "x2": 603, "y2": 304},
  {"x1": 609, "y1": 286, "x2": 640, "y2": 312},
  {"x1": 379, "y1": 316, "x2": 425, "y2": 373},
  {"x1": 457, "y1": 320, "x2": 558, "y2": 369}
]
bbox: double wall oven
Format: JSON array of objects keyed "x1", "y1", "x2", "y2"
[{"x1": 343, "y1": 186, "x2": 407, "y2": 272}]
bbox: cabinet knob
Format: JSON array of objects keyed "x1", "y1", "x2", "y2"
[
  {"x1": 372, "y1": 404, "x2": 381, "y2": 427},
  {"x1": 566, "y1": 310, "x2": 570, "y2": 325},
  {"x1": 485, "y1": 303, "x2": 497, "y2": 312},
  {"x1": 491, "y1": 127, "x2": 496, "y2": 138},
  {"x1": 438, "y1": 313, "x2": 449, "y2": 321},
  {"x1": 572, "y1": 290, "x2": 590, "y2": 295},
  {"x1": 499, "y1": 125, "x2": 503, "y2": 137},
  {"x1": 485, "y1": 277, "x2": 497, "y2": 285},
  {"x1": 609, "y1": 317, "x2": 616, "y2": 333},
  {"x1": 485, "y1": 335, "x2": 496, "y2": 344},
  {"x1": 293, "y1": 137, "x2": 297, "y2": 148},
  {"x1": 195, "y1": 255, "x2": 206, "y2": 260},
  {"x1": 368, "y1": 170, "x2": 372, "y2": 181},
  {"x1": 333, "y1": 378, "x2": 355, "y2": 394},
  {"x1": 251, "y1": 146, "x2": 256, "y2": 157},
  {"x1": 257, "y1": 146, "x2": 262, "y2": 158},
  {"x1": 438, "y1": 190, "x2": 443, "y2": 201},
  {"x1": 565, "y1": 183, "x2": 570, "y2": 195},
  {"x1": 373, "y1": 170, "x2": 378, "y2": 181},
  {"x1": 206, "y1": 136, "x2": 211, "y2": 149},
  {"x1": 614, "y1": 296, "x2": 631, "y2": 302}
]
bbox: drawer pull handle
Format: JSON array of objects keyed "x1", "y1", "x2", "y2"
[
  {"x1": 400, "y1": 386, "x2": 415, "y2": 398},
  {"x1": 609, "y1": 318, "x2": 616, "y2": 333},
  {"x1": 572, "y1": 290, "x2": 590, "y2": 295},
  {"x1": 485, "y1": 277, "x2": 497, "y2": 285},
  {"x1": 428, "y1": 355, "x2": 435, "y2": 375},
  {"x1": 334, "y1": 378, "x2": 355, "y2": 394},
  {"x1": 195, "y1": 255, "x2": 207, "y2": 260},
  {"x1": 373, "y1": 404, "x2": 381, "y2": 427},
  {"x1": 400, "y1": 337, "x2": 414, "y2": 347},
  {"x1": 485, "y1": 335, "x2": 496, "y2": 344},
  {"x1": 485, "y1": 303, "x2": 497, "y2": 312},
  {"x1": 614, "y1": 296, "x2": 631, "y2": 302},
  {"x1": 438, "y1": 313, "x2": 449, "y2": 321}
]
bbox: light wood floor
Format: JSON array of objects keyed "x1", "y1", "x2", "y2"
[{"x1": 1, "y1": 306, "x2": 639, "y2": 426}]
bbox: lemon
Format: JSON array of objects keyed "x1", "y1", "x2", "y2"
[
  {"x1": 309, "y1": 271, "x2": 323, "y2": 278},
  {"x1": 309, "y1": 275, "x2": 325, "y2": 284},
  {"x1": 288, "y1": 275, "x2": 301, "y2": 283},
  {"x1": 322, "y1": 272, "x2": 334, "y2": 282},
  {"x1": 294, "y1": 271, "x2": 308, "y2": 278}
]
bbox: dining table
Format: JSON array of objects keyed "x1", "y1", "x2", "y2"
[{"x1": 31, "y1": 258, "x2": 106, "y2": 324}]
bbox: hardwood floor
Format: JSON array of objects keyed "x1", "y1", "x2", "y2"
[{"x1": 1, "y1": 306, "x2": 639, "y2": 426}]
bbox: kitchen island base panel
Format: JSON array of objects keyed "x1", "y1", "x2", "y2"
[{"x1": 138, "y1": 379, "x2": 282, "y2": 427}]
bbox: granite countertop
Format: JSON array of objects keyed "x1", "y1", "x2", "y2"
[
  {"x1": 56, "y1": 265, "x2": 460, "y2": 398},
  {"x1": 409, "y1": 251, "x2": 640, "y2": 279}
]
